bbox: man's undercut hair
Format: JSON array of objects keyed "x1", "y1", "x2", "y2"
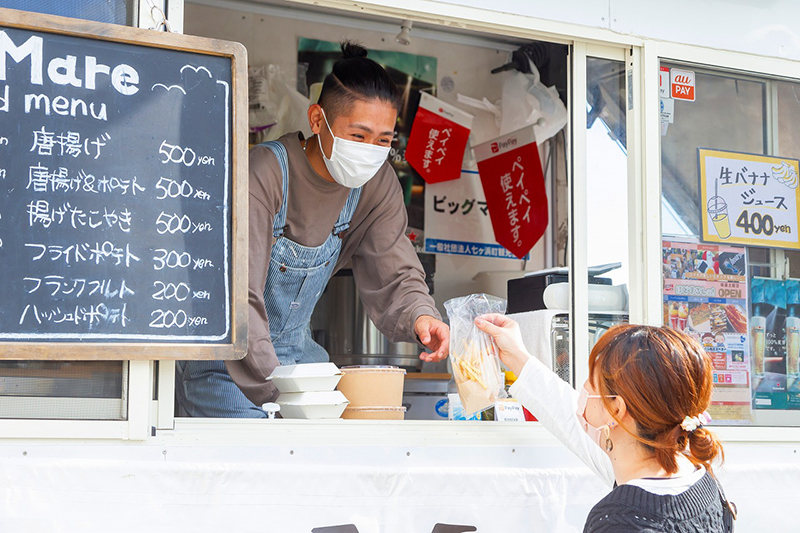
[{"x1": 317, "y1": 40, "x2": 402, "y2": 122}]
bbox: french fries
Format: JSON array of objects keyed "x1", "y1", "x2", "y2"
[
  {"x1": 445, "y1": 294, "x2": 507, "y2": 416},
  {"x1": 454, "y1": 339, "x2": 500, "y2": 389},
  {"x1": 459, "y1": 359, "x2": 486, "y2": 389}
]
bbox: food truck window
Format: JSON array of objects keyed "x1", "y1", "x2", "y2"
[
  {"x1": 0, "y1": 361, "x2": 128, "y2": 420},
  {"x1": 182, "y1": 1, "x2": 573, "y2": 421},
  {"x1": 0, "y1": 0, "x2": 135, "y2": 25},
  {"x1": 660, "y1": 60, "x2": 800, "y2": 426},
  {"x1": 586, "y1": 56, "x2": 628, "y2": 288}
]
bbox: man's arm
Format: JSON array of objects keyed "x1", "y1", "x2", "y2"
[
  {"x1": 225, "y1": 147, "x2": 282, "y2": 406},
  {"x1": 350, "y1": 177, "x2": 449, "y2": 361}
]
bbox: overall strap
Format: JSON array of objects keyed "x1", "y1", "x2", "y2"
[
  {"x1": 332, "y1": 186, "x2": 363, "y2": 238},
  {"x1": 259, "y1": 141, "x2": 290, "y2": 239}
]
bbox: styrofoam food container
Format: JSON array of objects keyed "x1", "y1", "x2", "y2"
[
  {"x1": 276, "y1": 390, "x2": 349, "y2": 419},
  {"x1": 266, "y1": 362, "x2": 343, "y2": 393},
  {"x1": 341, "y1": 406, "x2": 406, "y2": 420}
]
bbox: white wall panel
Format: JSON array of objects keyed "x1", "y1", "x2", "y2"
[
  {"x1": 338, "y1": 0, "x2": 800, "y2": 61},
  {"x1": 611, "y1": 0, "x2": 800, "y2": 62},
  {"x1": 433, "y1": 0, "x2": 609, "y2": 29},
  {"x1": 0, "y1": 430, "x2": 796, "y2": 532}
]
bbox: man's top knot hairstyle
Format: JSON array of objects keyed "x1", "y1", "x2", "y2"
[
  {"x1": 340, "y1": 41, "x2": 369, "y2": 59},
  {"x1": 318, "y1": 40, "x2": 402, "y2": 121}
]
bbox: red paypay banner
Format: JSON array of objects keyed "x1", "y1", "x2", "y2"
[
  {"x1": 473, "y1": 127, "x2": 548, "y2": 259},
  {"x1": 406, "y1": 92, "x2": 473, "y2": 184}
]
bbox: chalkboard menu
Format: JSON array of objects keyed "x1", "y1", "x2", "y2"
[{"x1": 0, "y1": 9, "x2": 248, "y2": 359}]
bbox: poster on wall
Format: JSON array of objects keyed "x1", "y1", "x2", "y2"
[
  {"x1": 662, "y1": 239, "x2": 753, "y2": 424},
  {"x1": 786, "y1": 280, "x2": 800, "y2": 409},
  {"x1": 698, "y1": 148, "x2": 800, "y2": 250},
  {"x1": 749, "y1": 277, "x2": 800, "y2": 410},
  {"x1": 424, "y1": 170, "x2": 527, "y2": 259}
]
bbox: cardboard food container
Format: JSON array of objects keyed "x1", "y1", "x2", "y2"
[
  {"x1": 341, "y1": 406, "x2": 406, "y2": 420},
  {"x1": 266, "y1": 362, "x2": 343, "y2": 393},
  {"x1": 336, "y1": 366, "x2": 406, "y2": 407},
  {"x1": 276, "y1": 390, "x2": 349, "y2": 419}
]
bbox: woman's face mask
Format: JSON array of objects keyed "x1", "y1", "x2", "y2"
[
  {"x1": 317, "y1": 108, "x2": 391, "y2": 189},
  {"x1": 576, "y1": 385, "x2": 616, "y2": 450}
]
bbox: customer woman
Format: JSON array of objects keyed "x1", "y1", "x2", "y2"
[{"x1": 476, "y1": 315, "x2": 732, "y2": 532}]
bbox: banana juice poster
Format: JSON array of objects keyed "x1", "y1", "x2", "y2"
[
  {"x1": 698, "y1": 148, "x2": 800, "y2": 250},
  {"x1": 662, "y1": 240, "x2": 753, "y2": 423}
]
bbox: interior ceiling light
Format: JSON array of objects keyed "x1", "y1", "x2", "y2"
[{"x1": 396, "y1": 20, "x2": 413, "y2": 46}]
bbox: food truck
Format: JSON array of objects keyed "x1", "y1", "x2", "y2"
[{"x1": 0, "y1": 0, "x2": 799, "y2": 531}]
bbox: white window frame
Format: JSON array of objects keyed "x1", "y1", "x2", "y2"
[
  {"x1": 0, "y1": 360, "x2": 151, "y2": 440},
  {"x1": 570, "y1": 43, "x2": 637, "y2": 390},
  {"x1": 646, "y1": 41, "x2": 800, "y2": 436},
  {"x1": 6, "y1": 0, "x2": 800, "y2": 441}
]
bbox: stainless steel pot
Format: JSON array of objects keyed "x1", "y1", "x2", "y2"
[{"x1": 311, "y1": 269, "x2": 423, "y2": 372}]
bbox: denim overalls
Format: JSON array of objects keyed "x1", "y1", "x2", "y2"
[{"x1": 176, "y1": 140, "x2": 361, "y2": 417}]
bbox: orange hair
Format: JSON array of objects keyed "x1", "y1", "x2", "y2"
[{"x1": 588, "y1": 324, "x2": 724, "y2": 474}]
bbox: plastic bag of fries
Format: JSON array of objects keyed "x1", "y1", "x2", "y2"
[{"x1": 444, "y1": 293, "x2": 508, "y2": 415}]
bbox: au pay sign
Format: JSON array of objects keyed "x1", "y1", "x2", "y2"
[
  {"x1": 699, "y1": 148, "x2": 800, "y2": 249},
  {"x1": 671, "y1": 68, "x2": 695, "y2": 101}
]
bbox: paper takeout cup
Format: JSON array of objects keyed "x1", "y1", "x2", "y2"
[
  {"x1": 336, "y1": 366, "x2": 406, "y2": 407},
  {"x1": 341, "y1": 406, "x2": 406, "y2": 420}
]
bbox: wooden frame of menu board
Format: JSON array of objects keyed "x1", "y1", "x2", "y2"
[{"x1": 0, "y1": 8, "x2": 248, "y2": 360}]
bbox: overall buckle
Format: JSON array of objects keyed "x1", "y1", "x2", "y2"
[{"x1": 273, "y1": 225, "x2": 289, "y2": 245}]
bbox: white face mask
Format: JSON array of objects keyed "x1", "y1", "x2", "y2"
[
  {"x1": 576, "y1": 386, "x2": 615, "y2": 450},
  {"x1": 316, "y1": 108, "x2": 391, "y2": 189}
]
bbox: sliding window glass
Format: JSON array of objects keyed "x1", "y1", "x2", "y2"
[{"x1": 660, "y1": 61, "x2": 800, "y2": 426}]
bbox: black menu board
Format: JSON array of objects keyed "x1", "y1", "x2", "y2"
[{"x1": 0, "y1": 9, "x2": 247, "y2": 359}]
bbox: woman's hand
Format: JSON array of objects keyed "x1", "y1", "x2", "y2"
[{"x1": 475, "y1": 313, "x2": 532, "y2": 377}]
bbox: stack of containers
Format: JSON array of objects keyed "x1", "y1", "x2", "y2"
[
  {"x1": 267, "y1": 363, "x2": 349, "y2": 419},
  {"x1": 337, "y1": 366, "x2": 407, "y2": 420}
]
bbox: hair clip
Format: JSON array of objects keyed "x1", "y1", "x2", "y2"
[{"x1": 680, "y1": 412, "x2": 711, "y2": 432}]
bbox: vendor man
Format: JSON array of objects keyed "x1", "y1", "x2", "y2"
[{"x1": 176, "y1": 42, "x2": 450, "y2": 417}]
